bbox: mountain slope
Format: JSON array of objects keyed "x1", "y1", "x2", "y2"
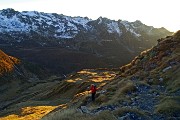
[
  {"x1": 0, "y1": 8, "x2": 171, "y2": 43},
  {"x1": 0, "y1": 50, "x2": 54, "y2": 116},
  {"x1": 0, "y1": 50, "x2": 20, "y2": 76},
  {"x1": 0, "y1": 31, "x2": 179, "y2": 119},
  {"x1": 41, "y1": 31, "x2": 180, "y2": 120},
  {"x1": 0, "y1": 8, "x2": 173, "y2": 75},
  {"x1": 0, "y1": 8, "x2": 172, "y2": 50}
]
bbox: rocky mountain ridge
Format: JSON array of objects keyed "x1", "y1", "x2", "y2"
[
  {"x1": 0, "y1": 8, "x2": 172, "y2": 50},
  {"x1": 0, "y1": 8, "x2": 173, "y2": 75}
]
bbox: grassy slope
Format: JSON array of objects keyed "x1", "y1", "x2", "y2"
[
  {"x1": 0, "y1": 50, "x2": 56, "y2": 120},
  {"x1": 0, "y1": 50, "x2": 20, "y2": 76},
  {"x1": 42, "y1": 31, "x2": 180, "y2": 120}
]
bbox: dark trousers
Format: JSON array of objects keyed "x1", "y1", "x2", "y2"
[{"x1": 91, "y1": 92, "x2": 96, "y2": 101}]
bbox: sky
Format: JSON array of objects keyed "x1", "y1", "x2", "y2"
[{"x1": 0, "y1": 0, "x2": 179, "y2": 32}]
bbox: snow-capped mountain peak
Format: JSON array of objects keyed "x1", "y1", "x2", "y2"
[{"x1": 0, "y1": 8, "x2": 172, "y2": 47}]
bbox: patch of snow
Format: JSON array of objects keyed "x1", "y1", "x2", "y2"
[
  {"x1": 107, "y1": 21, "x2": 122, "y2": 36},
  {"x1": 0, "y1": 14, "x2": 30, "y2": 32},
  {"x1": 39, "y1": 14, "x2": 52, "y2": 20},
  {"x1": 67, "y1": 21, "x2": 78, "y2": 31},
  {"x1": 46, "y1": 13, "x2": 58, "y2": 22},
  {"x1": 0, "y1": 10, "x2": 88, "y2": 39},
  {"x1": 35, "y1": 17, "x2": 44, "y2": 23},
  {"x1": 21, "y1": 15, "x2": 27, "y2": 19},
  {"x1": 56, "y1": 23, "x2": 65, "y2": 32},
  {"x1": 121, "y1": 20, "x2": 130, "y2": 28},
  {"x1": 31, "y1": 23, "x2": 38, "y2": 30},
  {"x1": 22, "y1": 11, "x2": 38, "y2": 17},
  {"x1": 121, "y1": 20, "x2": 141, "y2": 37},
  {"x1": 73, "y1": 17, "x2": 90, "y2": 24},
  {"x1": 72, "y1": 17, "x2": 91, "y2": 30},
  {"x1": 98, "y1": 17, "x2": 102, "y2": 24},
  {"x1": 46, "y1": 21, "x2": 53, "y2": 25},
  {"x1": 129, "y1": 29, "x2": 141, "y2": 37}
]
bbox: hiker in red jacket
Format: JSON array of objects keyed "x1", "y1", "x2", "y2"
[{"x1": 90, "y1": 84, "x2": 97, "y2": 101}]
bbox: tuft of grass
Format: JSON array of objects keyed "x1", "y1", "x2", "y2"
[
  {"x1": 113, "y1": 107, "x2": 148, "y2": 118},
  {"x1": 166, "y1": 68, "x2": 180, "y2": 93},
  {"x1": 119, "y1": 81, "x2": 136, "y2": 94},
  {"x1": 95, "y1": 94, "x2": 109, "y2": 105},
  {"x1": 103, "y1": 79, "x2": 136, "y2": 105},
  {"x1": 42, "y1": 108, "x2": 117, "y2": 120},
  {"x1": 42, "y1": 108, "x2": 90, "y2": 120},
  {"x1": 91, "y1": 110, "x2": 116, "y2": 120},
  {"x1": 155, "y1": 96, "x2": 180, "y2": 116}
]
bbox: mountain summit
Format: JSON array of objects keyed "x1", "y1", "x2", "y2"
[{"x1": 0, "y1": 8, "x2": 172, "y2": 46}]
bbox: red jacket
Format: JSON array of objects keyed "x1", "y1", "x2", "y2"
[{"x1": 90, "y1": 85, "x2": 97, "y2": 93}]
